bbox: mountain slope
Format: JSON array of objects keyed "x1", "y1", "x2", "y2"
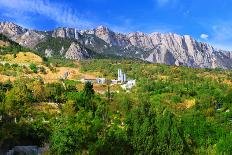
[
  {"x1": 1, "y1": 21, "x2": 232, "y2": 69},
  {"x1": 0, "y1": 33, "x2": 31, "y2": 55}
]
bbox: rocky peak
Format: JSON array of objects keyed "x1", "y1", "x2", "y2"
[
  {"x1": 1, "y1": 22, "x2": 232, "y2": 69},
  {"x1": 14, "y1": 30, "x2": 45, "y2": 48},
  {"x1": 95, "y1": 25, "x2": 110, "y2": 32},
  {"x1": 0, "y1": 22, "x2": 26, "y2": 36},
  {"x1": 93, "y1": 25, "x2": 116, "y2": 45}
]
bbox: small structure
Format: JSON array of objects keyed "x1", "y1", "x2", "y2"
[
  {"x1": 96, "y1": 78, "x2": 106, "y2": 84},
  {"x1": 121, "y1": 80, "x2": 136, "y2": 90},
  {"x1": 63, "y1": 72, "x2": 70, "y2": 79},
  {"x1": 111, "y1": 79, "x2": 118, "y2": 85},
  {"x1": 127, "y1": 80, "x2": 136, "y2": 87},
  {"x1": 118, "y1": 69, "x2": 126, "y2": 83}
]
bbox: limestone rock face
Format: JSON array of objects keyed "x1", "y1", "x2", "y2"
[
  {"x1": 52, "y1": 27, "x2": 80, "y2": 39},
  {"x1": 146, "y1": 45, "x2": 176, "y2": 65},
  {"x1": 45, "y1": 49, "x2": 53, "y2": 57},
  {"x1": 128, "y1": 32, "x2": 154, "y2": 49},
  {"x1": 0, "y1": 22, "x2": 44, "y2": 48},
  {"x1": 14, "y1": 30, "x2": 45, "y2": 48},
  {"x1": 0, "y1": 22, "x2": 26, "y2": 37},
  {"x1": 94, "y1": 26, "x2": 130, "y2": 46},
  {"x1": 1, "y1": 22, "x2": 232, "y2": 69},
  {"x1": 91, "y1": 27, "x2": 232, "y2": 69},
  {"x1": 65, "y1": 42, "x2": 89, "y2": 60}
]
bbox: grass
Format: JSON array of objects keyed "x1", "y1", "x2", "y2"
[{"x1": 2, "y1": 52, "x2": 43, "y2": 64}]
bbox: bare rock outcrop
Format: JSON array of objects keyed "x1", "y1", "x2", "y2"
[
  {"x1": 65, "y1": 42, "x2": 89, "y2": 60},
  {"x1": 1, "y1": 22, "x2": 232, "y2": 69}
]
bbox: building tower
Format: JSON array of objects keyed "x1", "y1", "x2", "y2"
[
  {"x1": 123, "y1": 73, "x2": 126, "y2": 82},
  {"x1": 118, "y1": 69, "x2": 122, "y2": 81}
]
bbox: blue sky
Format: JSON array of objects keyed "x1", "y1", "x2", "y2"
[{"x1": 0, "y1": 0, "x2": 232, "y2": 50}]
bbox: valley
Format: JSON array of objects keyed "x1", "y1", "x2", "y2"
[
  {"x1": 1, "y1": 0, "x2": 232, "y2": 154},
  {"x1": 0, "y1": 25, "x2": 232, "y2": 155}
]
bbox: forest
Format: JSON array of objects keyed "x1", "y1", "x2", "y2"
[{"x1": 0, "y1": 58, "x2": 232, "y2": 154}]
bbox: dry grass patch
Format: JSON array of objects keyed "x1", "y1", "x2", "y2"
[
  {"x1": 223, "y1": 79, "x2": 232, "y2": 85},
  {"x1": 0, "y1": 74, "x2": 16, "y2": 82},
  {"x1": 36, "y1": 67, "x2": 81, "y2": 83},
  {"x1": 158, "y1": 75, "x2": 169, "y2": 80},
  {"x1": 94, "y1": 84, "x2": 108, "y2": 94},
  {"x1": 174, "y1": 99, "x2": 196, "y2": 110},
  {"x1": 3, "y1": 52, "x2": 43, "y2": 64}
]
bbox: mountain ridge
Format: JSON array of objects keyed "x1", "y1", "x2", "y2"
[{"x1": 1, "y1": 21, "x2": 232, "y2": 69}]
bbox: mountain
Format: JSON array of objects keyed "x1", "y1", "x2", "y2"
[
  {"x1": 1, "y1": 21, "x2": 232, "y2": 69},
  {"x1": 0, "y1": 33, "x2": 31, "y2": 55}
]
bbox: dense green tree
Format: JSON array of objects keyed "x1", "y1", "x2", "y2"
[
  {"x1": 50, "y1": 110, "x2": 104, "y2": 154},
  {"x1": 75, "y1": 82, "x2": 96, "y2": 111},
  {"x1": 216, "y1": 132, "x2": 232, "y2": 154},
  {"x1": 5, "y1": 80, "x2": 32, "y2": 118},
  {"x1": 90, "y1": 120, "x2": 132, "y2": 155}
]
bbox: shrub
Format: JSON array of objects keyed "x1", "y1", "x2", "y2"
[{"x1": 29, "y1": 63, "x2": 38, "y2": 73}]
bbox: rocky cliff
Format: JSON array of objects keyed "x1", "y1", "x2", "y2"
[
  {"x1": 1, "y1": 21, "x2": 232, "y2": 69},
  {"x1": 65, "y1": 42, "x2": 90, "y2": 60}
]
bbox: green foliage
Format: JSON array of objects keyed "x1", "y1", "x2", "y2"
[
  {"x1": 1, "y1": 59, "x2": 232, "y2": 154},
  {"x1": 29, "y1": 63, "x2": 38, "y2": 73},
  {"x1": 74, "y1": 82, "x2": 96, "y2": 111},
  {"x1": 35, "y1": 36, "x2": 73, "y2": 57},
  {"x1": 50, "y1": 110, "x2": 105, "y2": 154},
  {"x1": 216, "y1": 132, "x2": 232, "y2": 154}
]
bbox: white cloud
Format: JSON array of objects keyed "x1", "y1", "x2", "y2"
[
  {"x1": 200, "y1": 34, "x2": 209, "y2": 39},
  {"x1": 0, "y1": 0, "x2": 95, "y2": 29},
  {"x1": 199, "y1": 20, "x2": 232, "y2": 51}
]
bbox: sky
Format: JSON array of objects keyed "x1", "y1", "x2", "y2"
[{"x1": 0, "y1": 0, "x2": 232, "y2": 50}]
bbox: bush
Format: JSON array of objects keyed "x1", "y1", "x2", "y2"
[
  {"x1": 29, "y1": 63, "x2": 38, "y2": 73},
  {"x1": 4, "y1": 63, "x2": 11, "y2": 69}
]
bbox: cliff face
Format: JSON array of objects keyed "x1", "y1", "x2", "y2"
[
  {"x1": 1, "y1": 21, "x2": 232, "y2": 69},
  {"x1": 65, "y1": 42, "x2": 90, "y2": 60},
  {"x1": 0, "y1": 22, "x2": 44, "y2": 48},
  {"x1": 52, "y1": 27, "x2": 81, "y2": 39}
]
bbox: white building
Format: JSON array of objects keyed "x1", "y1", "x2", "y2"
[
  {"x1": 111, "y1": 79, "x2": 118, "y2": 85},
  {"x1": 118, "y1": 69, "x2": 126, "y2": 83},
  {"x1": 127, "y1": 80, "x2": 136, "y2": 86},
  {"x1": 123, "y1": 73, "x2": 126, "y2": 82},
  {"x1": 121, "y1": 80, "x2": 136, "y2": 90},
  {"x1": 96, "y1": 78, "x2": 106, "y2": 84},
  {"x1": 118, "y1": 69, "x2": 122, "y2": 81}
]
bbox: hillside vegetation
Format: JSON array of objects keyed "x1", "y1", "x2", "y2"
[
  {"x1": 0, "y1": 35, "x2": 231, "y2": 154},
  {"x1": 0, "y1": 58, "x2": 231, "y2": 154},
  {"x1": 0, "y1": 34, "x2": 30, "y2": 55}
]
